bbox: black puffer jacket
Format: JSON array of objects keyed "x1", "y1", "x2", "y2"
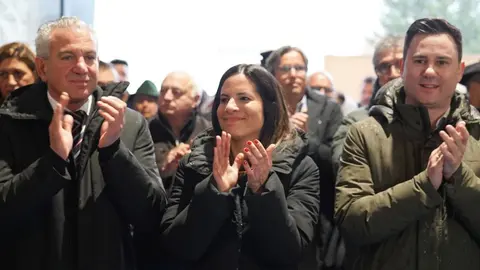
[{"x1": 160, "y1": 128, "x2": 320, "y2": 270}]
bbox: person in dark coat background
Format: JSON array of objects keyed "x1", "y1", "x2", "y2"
[
  {"x1": 460, "y1": 61, "x2": 480, "y2": 110},
  {"x1": 260, "y1": 50, "x2": 273, "y2": 68},
  {"x1": 0, "y1": 16, "x2": 166, "y2": 270},
  {"x1": 332, "y1": 35, "x2": 404, "y2": 173},
  {"x1": 265, "y1": 45, "x2": 342, "y2": 216},
  {"x1": 264, "y1": 46, "x2": 342, "y2": 269},
  {"x1": 110, "y1": 59, "x2": 130, "y2": 103},
  {"x1": 325, "y1": 34, "x2": 404, "y2": 270},
  {"x1": 130, "y1": 80, "x2": 159, "y2": 120},
  {"x1": 149, "y1": 71, "x2": 211, "y2": 192},
  {"x1": 160, "y1": 64, "x2": 320, "y2": 270}
]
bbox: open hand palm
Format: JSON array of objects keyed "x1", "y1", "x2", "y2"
[{"x1": 212, "y1": 132, "x2": 244, "y2": 192}]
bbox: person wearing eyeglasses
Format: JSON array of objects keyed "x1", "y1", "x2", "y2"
[
  {"x1": 332, "y1": 35, "x2": 404, "y2": 173},
  {"x1": 265, "y1": 46, "x2": 343, "y2": 270},
  {"x1": 329, "y1": 34, "x2": 404, "y2": 270},
  {"x1": 0, "y1": 42, "x2": 37, "y2": 105}
]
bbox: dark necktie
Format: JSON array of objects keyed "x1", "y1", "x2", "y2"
[
  {"x1": 69, "y1": 110, "x2": 88, "y2": 163},
  {"x1": 63, "y1": 110, "x2": 87, "y2": 264}
]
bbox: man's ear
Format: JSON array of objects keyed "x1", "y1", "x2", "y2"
[{"x1": 35, "y1": 57, "x2": 48, "y2": 82}]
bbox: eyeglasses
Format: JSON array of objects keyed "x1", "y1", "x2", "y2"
[
  {"x1": 277, "y1": 65, "x2": 307, "y2": 73},
  {"x1": 375, "y1": 60, "x2": 401, "y2": 75}
]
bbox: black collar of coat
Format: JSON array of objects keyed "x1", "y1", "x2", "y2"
[
  {"x1": 0, "y1": 81, "x2": 130, "y2": 121},
  {"x1": 150, "y1": 109, "x2": 198, "y2": 142},
  {"x1": 184, "y1": 127, "x2": 309, "y2": 176},
  {"x1": 369, "y1": 77, "x2": 480, "y2": 133},
  {"x1": 367, "y1": 78, "x2": 382, "y2": 109}
]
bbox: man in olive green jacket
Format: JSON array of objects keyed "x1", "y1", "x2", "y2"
[{"x1": 335, "y1": 18, "x2": 480, "y2": 270}]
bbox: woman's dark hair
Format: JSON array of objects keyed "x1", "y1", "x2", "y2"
[
  {"x1": 211, "y1": 64, "x2": 292, "y2": 146},
  {"x1": 404, "y1": 18, "x2": 462, "y2": 62}
]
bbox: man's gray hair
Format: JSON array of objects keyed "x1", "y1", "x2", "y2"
[
  {"x1": 184, "y1": 74, "x2": 199, "y2": 98},
  {"x1": 163, "y1": 71, "x2": 199, "y2": 98},
  {"x1": 190, "y1": 80, "x2": 199, "y2": 98},
  {"x1": 35, "y1": 16, "x2": 97, "y2": 58},
  {"x1": 372, "y1": 35, "x2": 404, "y2": 67}
]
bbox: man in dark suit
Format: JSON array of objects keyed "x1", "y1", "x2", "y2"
[
  {"x1": 265, "y1": 46, "x2": 343, "y2": 270},
  {"x1": 0, "y1": 16, "x2": 166, "y2": 270}
]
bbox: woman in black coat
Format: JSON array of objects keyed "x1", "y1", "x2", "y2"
[{"x1": 160, "y1": 64, "x2": 320, "y2": 270}]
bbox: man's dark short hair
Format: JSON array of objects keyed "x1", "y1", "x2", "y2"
[
  {"x1": 364, "y1": 76, "x2": 375, "y2": 84},
  {"x1": 404, "y1": 18, "x2": 462, "y2": 62},
  {"x1": 110, "y1": 59, "x2": 128, "y2": 66}
]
